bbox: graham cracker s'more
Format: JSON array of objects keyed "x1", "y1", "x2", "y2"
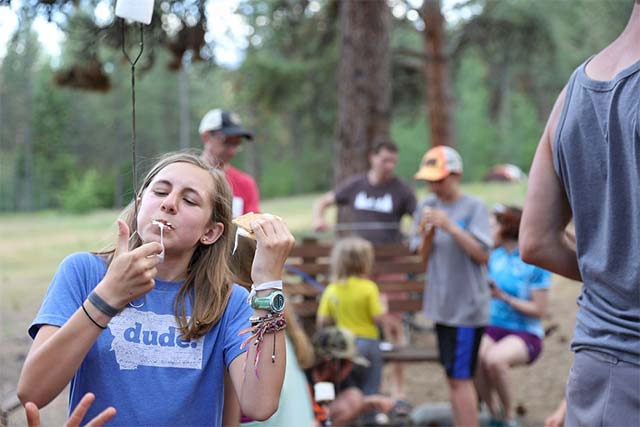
[{"x1": 232, "y1": 212, "x2": 280, "y2": 240}]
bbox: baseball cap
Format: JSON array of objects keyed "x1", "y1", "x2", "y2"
[
  {"x1": 198, "y1": 109, "x2": 254, "y2": 140},
  {"x1": 414, "y1": 145, "x2": 463, "y2": 181},
  {"x1": 312, "y1": 327, "x2": 370, "y2": 367}
]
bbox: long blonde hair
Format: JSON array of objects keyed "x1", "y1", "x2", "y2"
[
  {"x1": 329, "y1": 236, "x2": 374, "y2": 282},
  {"x1": 99, "y1": 151, "x2": 233, "y2": 340}
]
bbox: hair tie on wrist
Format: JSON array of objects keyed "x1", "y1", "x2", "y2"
[
  {"x1": 82, "y1": 303, "x2": 107, "y2": 330},
  {"x1": 88, "y1": 290, "x2": 122, "y2": 318}
]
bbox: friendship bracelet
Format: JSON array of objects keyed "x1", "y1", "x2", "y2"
[
  {"x1": 88, "y1": 290, "x2": 122, "y2": 318},
  {"x1": 239, "y1": 312, "x2": 287, "y2": 376},
  {"x1": 81, "y1": 303, "x2": 107, "y2": 330},
  {"x1": 249, "y1": 312, "x2": 283, "y2": 326}
]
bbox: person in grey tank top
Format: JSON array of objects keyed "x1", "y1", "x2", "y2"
[{"x1": 520, "y1": 2, "x2": 640, "y2": 426}]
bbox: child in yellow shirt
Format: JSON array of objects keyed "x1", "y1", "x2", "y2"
[{"x1": 316, "y1": 237, "x2": 385, "y2": 395}]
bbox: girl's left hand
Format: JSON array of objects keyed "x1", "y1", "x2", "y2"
[
  {"x1": 489, "y1": 281, "x2": 505, "y2": 299},
  {"x1": 250, "y1": 215, "x2": 296, "y2": 284}
]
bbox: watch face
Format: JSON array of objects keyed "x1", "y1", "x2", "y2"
[{"x1": 272, "y1": 293, "x2": 285, "y2": 311}]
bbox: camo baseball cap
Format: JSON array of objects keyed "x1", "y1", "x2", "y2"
[{"x1": 312, "y1": 327, "x2": 370, "y2": 367}]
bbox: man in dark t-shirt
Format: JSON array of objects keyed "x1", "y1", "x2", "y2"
[{"x1": 312, "y1": 141, "x2": 416, "y2": 244}]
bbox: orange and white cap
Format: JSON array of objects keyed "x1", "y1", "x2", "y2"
[{"x1": 414, "y1": 145, "x2": 463, "y2": 181}]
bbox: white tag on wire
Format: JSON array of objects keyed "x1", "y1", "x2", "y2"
[{"x1": 115, "y1": 0, "x2": 155, "y2": 25}]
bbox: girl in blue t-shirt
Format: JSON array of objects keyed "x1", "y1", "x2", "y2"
[
  {"x1": 17, "y1": 152, "x2": 294, "y2": 426},
  {"x1": 476, "y1": 205, "x2": 551, "y2": 427}
]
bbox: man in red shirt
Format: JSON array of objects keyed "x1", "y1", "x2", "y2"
[{"x1": 199, "y1": 109, "x2": 260, "y2": 217}]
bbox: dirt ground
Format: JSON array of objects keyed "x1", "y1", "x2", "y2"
[
  {"x1": 1, "y1": 275, "x2": 581, "y2": 426},
  {"x1": 389, "y1": 274, "x2": 581, "y2": 426}
]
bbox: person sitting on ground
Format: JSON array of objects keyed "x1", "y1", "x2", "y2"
[
  {"x1": 316, "y1": 237, "x2": 385, "y2": 397},
  {"x1": 309, "y1": 327, "x2": 397, "y2": 427},
  {"x1": 475, "y1": 205, "x2": 551, "y2": 427}
]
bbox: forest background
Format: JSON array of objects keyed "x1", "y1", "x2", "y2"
[{"x1": 0, "y1": 0, "x2": 633, "y2": 213}]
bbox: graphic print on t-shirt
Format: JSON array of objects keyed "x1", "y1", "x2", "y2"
[
  {"x1": 353, "y1": 191, "x2": 393, "y2": 213},
  {"x1": 108, "y1": 309, "x2": 204, "y2": 370}
]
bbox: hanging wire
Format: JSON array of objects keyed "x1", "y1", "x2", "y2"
[{"x1": 121, "y1": 20, "x2": 145, "y2": 235}]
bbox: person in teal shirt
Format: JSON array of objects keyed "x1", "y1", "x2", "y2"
[{"x1": 476, "y1": 205, "x2": 551, "y2": 427}]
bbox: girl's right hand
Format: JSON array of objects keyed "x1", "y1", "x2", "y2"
[{"x1": 94, "y1": 219, "x2": 163, "y2": 309}]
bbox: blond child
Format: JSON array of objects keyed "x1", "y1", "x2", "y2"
[{"x1": 316, "y1": 237, "x2": 385, "y2": 395}]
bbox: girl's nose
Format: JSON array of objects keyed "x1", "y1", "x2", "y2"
[{"x1": 161, "y1": 195, "x2": 177, "y2": 213}]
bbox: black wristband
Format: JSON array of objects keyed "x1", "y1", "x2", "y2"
[
  {"x1": 88, "y1": 290, "x2": 122, "y2": 318},
  {"x1": 81, "y1": 303, "x2": 107, "y2": 330}
]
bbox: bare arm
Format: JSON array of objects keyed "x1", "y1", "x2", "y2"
[
  {"x1": 222, "y1": 373, "x2": 240, "y2": 427},
  {"x1": 519, "y1": 88, "x2": 581, "y2": 281},
  {"x1": 18, "y1": 221, "x2": 162, "y2": 407},
  {"x1": 312, "y1": 191, "x2": 336, "y2": 232},
  {"x1": 228, "y1": 216, "x2": 294, "y2": 421},
  {"x1": 422, "y1": 209, "x2": 488, "y2": 265},
  {"x1": 418, "y1": 228, "x2": 436, "y2": 264},
  {"x1": 18, "y1": 315, "x2": 109, "y2": 408},
  {"x1": 493, "y1": 287, "x2": 549, "y2": 319},
  {"x1": 448, "y1": 224, "x2": 489, "y2": 265},
  {"x1": 328, "y1": 388, "x2": 364, "y2": 426}
]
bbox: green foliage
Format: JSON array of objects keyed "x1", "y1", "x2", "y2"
[
  {"x1": 59, "y1": 173, "x2": 97, "y2": 213},
  {"x1": 0, "y1": 0, "x2": 634, "y2": 211},
  {"x1": 391, "y1": 114, "x2": 429, "y2": 182},
  {"x1": 59, "y1": 168, "x2": 112, "y2": 213}
]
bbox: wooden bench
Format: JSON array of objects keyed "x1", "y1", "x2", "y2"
[{"x1": 283, "y1": 238, "x2": 439, "y2": 363}]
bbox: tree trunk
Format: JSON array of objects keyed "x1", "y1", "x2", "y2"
[
  {"x1": 244, "y1": 106, "x2": 260, "y2": 188},
  {"x1": 178, "y1": 59, "x2": 190, "y2": 150},
  {"x1": 21, "y1": 41, "x2": 35, "y2": 211},
  {"x1": 334, "y1": 0, "x2": 391, "y2": 185},
  {"x1": 421, "y1": 0, "x2": 455, "y2": 148}
]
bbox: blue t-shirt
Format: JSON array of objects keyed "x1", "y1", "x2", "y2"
[
  {"x1": 488, "y1": 247, "x2": 551, "y2": 338},
  {"x1": 29, "y1": 252, "x2": 252, "y2": 426}
]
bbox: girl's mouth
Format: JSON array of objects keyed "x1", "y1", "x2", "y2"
[{"x1": 152, "y1": 219, "x2": 174, "y2": 229}]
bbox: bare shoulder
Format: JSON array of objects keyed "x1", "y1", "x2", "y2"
[{"x1": 543, "y1": 86, "x2": 568, "y2": 148}]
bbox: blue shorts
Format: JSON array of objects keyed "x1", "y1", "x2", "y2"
[{"x1": 436, "y1": 323, "x2": 484, "y2": 379}]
